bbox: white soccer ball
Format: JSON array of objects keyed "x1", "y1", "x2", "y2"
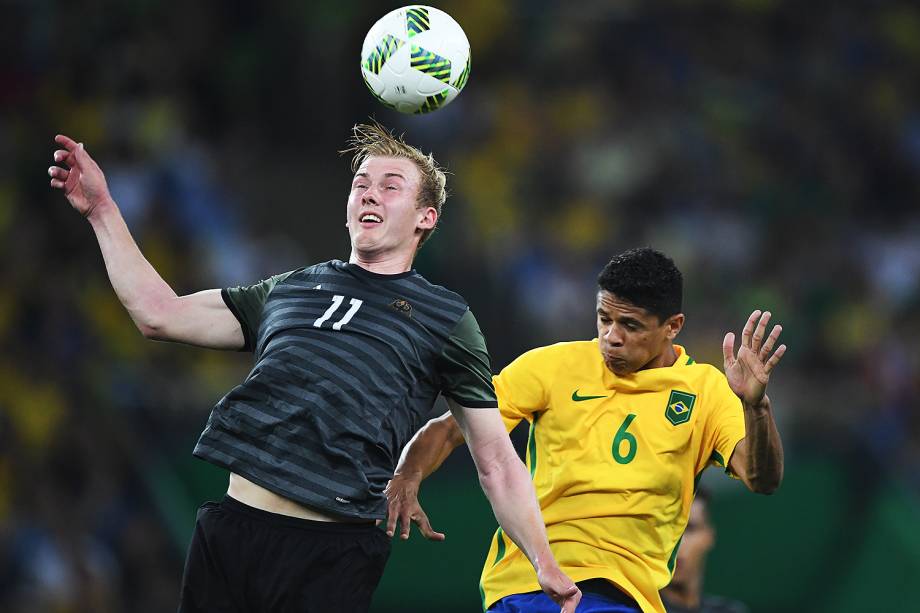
[{"x1": 360, "y1": 5, "x2": 471, "y2": 114}]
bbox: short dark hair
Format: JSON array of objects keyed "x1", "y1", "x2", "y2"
[{"x1": 597, "y1": 248, "x2": 683, "y2": 321}]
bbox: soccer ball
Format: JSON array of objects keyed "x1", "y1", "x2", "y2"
[{"x1": 361, "y1": 5, "x2": 471, "y2": 114}]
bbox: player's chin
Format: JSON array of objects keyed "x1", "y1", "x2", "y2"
[
  {"x1": 351, "y1": 232, "x2": 383, "y2": 250},
  {"x1": 604, "y1": 357, "x2": 631, "y2": 376}
]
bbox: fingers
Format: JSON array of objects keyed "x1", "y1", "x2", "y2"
[
  {"x1": 48, "y1": 166, "x2": 69, "y2": 189},
  {"x1": 722, "y1": 332, "x2": 735, "y2": 365},
  {"x1": 764, "y1": 343, "x2": 787, "y2": 375},
  {"x1": 759, "y1": 324, "x2": 782, "y2": 361},
  {"x1": 52, "y1": 135, "x2": 89, "y2": 172},
  {"x1": 416, "y1": 511, "x2": 446, "y2": 542},
  {"x1": 384, "y1": 506, "x2": 398, "y2": 538},
  {"x1": 740, "y1": 310, "x2": 761, "y2": 349},
  {"x1": 750, "y1": 311, "x2": 771, "y2": 352},
  {"x1": 559, "y1": 587, "x2": 581, "y2": 613},
  {"x1": 53, "y1": 149, "x2": 76, "y2": 167},
  {"x1": 48, "y1": 166, "x2": 69, "y2": 180},
  {"x1": 54, "y1": 134, "x2": 80, "y2": 151},
  {"x1": 399, "y1": 509, "x2": 413, "y2": 540}
]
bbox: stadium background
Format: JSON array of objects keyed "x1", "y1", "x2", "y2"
[{"x1": 2, "y1": 0, "x2": 919, "y2": 611}]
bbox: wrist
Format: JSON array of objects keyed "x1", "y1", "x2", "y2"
[
  {"x1": 743, "y1": 394, "x2": 771, "y2": 413},
  {"x1": 85, "y1": 195, "x2": 117, "y2": 224},
  {"x1": 392, "y1": 467, "x2": 423, "y2": 483},
  {"x1": 530, "y1": 546, "x2": 557, "y2": 573}
]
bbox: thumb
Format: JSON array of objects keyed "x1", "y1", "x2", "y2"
[
  {"x1": 73, "y1": 142, "x2": 93, "y2": 168},
  {"x1": 722, "y1": 332, "x2": 735, "y2": 365}
]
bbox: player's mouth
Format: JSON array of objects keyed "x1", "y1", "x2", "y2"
[
  {"x1": 603, "y1": 354, "x2": 629, "y2": 372},
  {"x1": 359, "y1": 212, "x2": 383, "y2": 228}
]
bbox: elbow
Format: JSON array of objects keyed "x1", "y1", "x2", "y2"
[
  {"x1": 138, "y1": 322, "x2": 166, "y2": 340},
  {"x1": 135, "y1": 303, "x2": 173, "y2": 341},
  {"x1": 477, "y1": 453, "x2": 523, "y2": 498},
  {"x1": 751, "y1": 482, "x2": 779, "y2": 496},
  {"x1": 748, "y1": 472, "x2": 783, "y2": 495},
  {"x1": 431, "y1": 412, "x2": 466, "y2": 448},
  {"x1": 475, "y1": 456, "x2": 506, "y2": 493}
]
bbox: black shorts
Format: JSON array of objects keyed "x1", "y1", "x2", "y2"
[{"x1": 178, "y1": 496, "x2": 391, "y2": 613}]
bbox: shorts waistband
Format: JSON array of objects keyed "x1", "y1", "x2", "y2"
[
  {"x1": 220, "y1": 495, "x2": 378, "y2": 533},
  {"x1": 576, "y1": 579, "x2": 639, "y2": 607}
]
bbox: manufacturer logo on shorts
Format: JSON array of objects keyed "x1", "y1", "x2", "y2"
[
  {"x1": 665, "y1": 390, "x2": 696, "y2": 426},
  {"x1": 335, "y1": 496, "x2": 351, "y2": 504}
]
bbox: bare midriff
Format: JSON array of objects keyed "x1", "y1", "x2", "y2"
[{"x1": 228, "y1": 473, "x2": 373, "y2": 523}]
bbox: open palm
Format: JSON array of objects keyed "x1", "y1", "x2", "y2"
[{"x1": 723, "y1": 310, "x2": 786, "y2": 406}]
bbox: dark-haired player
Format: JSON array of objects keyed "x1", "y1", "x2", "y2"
[
  {"x1": 48, "y1": 126, "x2": 580, "y2": 613},
  {"x1": 386, "y1": 247, "x2": 786, "y2": 613}
]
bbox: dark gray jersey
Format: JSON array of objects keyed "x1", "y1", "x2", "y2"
[{"x1": 193, "y1": 260, "x2": 495, "y2": 519}]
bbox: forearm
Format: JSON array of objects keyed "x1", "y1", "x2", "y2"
[
  {"x1": 478, "y1": 452, "x2": 554, "y2": 571},
  {"x1": 739, "y1": 395, "x2": 784, "y2": 493},
  {"x1": 394, "y1": 412, "x2": 465, "y2": 481},
  {"x1": 87, "y1": 198, "x2": 178, "y2": 336}
]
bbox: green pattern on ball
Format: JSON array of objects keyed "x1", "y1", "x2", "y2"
[
  {"x1": 453, "y1": 55, "x2": 471, "y2": 92},
  {"x1": 415, "y1": 89, "x2": 450, "y2": 114},
  {"x1": 406, "y1": 7, "x2": 430, "y2": 38},
  {"x1": 410, "y1": 45, "x2": 452, "y2": 84},
  {"x1": 363, "y1": 34, "x2": 405, "y2": 75}
]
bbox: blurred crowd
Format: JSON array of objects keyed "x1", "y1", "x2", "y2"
[{"x1": 2, "y1": 0, "x2": 918, "y2": 610}]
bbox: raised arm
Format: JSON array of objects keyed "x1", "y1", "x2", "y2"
[
  {"x1": 724, "y1": 310, "x2": 786, "y2": 494},
  {"x1": 448, "y1": 399, "x2": 580, "y2": 613},
  {"x1": 48, "y1": 135, "x2": 243, "y2": 349}
]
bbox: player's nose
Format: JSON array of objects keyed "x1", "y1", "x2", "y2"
[
  {"x1": 604, "y1": 327, "x2": 624, "y2": 346},
  {"x1": 361, "y1": 188, "x2": 379, "y2": 206}
]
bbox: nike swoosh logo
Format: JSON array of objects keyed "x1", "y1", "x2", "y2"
[{"x1": 572, "y1": 390, "x2": 607, "y2": 402}]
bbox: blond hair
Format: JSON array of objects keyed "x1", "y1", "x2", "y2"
[{"x1": 343, "y1": 122, "x2": 447, "y2": 248}]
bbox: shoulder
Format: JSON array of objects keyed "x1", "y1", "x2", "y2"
[
  {"x1": 520, "y1": 339, "x2": 596, "y2": 361},
  {"x1": 676, "y1": 352, "x2": 733, "y2": 396},
  {"x1": 507, "y1": 340, "x2": 598, "y2": 374},
  {"x1": 402, "y1": 271, "x2": 469, "y2": 310}
]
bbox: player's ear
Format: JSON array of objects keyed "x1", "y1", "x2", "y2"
[
  {"x1": 666, "y1": 313, "x2": 685, "y2": 340},
  {"x1": 416, "y1": 206, "x2": 437, "y2": 230}
]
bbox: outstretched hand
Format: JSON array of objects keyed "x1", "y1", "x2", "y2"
[
  {"x1": 48, "y1": 135, "x2": 111, "y2": 218},
  {"x1": 723, "y1": 310, "x2": 786, "y2": 407},
  {"x1": 384, "y1": 474, "x2": 445, "y2": 541}
]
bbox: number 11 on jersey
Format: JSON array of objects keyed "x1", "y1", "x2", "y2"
[{"x1": 314, "y1": 295, "x2": 364, "y2": 330}]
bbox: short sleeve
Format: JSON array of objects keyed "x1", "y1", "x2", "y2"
[
  {"x1": 493, "y1": 345, "x2": 557, "y2": 433},
  {"x1": 437, "y1": 309, "x2": 497, "y2": 408},
  {"x1": 700, "y1": 373, "x2": 746, "y2": 475},
  {"x1": 222, "y1": 271, "x2": 296, "y2": 352}
]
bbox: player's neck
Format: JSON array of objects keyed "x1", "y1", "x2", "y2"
[
  {"x1": 348, "y1": 248, "x2": 415, "y2": 275},
  {"x1": 644, "y1": 343, "x2": 678, "y2": 370}
]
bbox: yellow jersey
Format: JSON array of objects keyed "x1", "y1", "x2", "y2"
[{"x1": 479, "y1": 341, "x2": 745, "y2": 613}]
